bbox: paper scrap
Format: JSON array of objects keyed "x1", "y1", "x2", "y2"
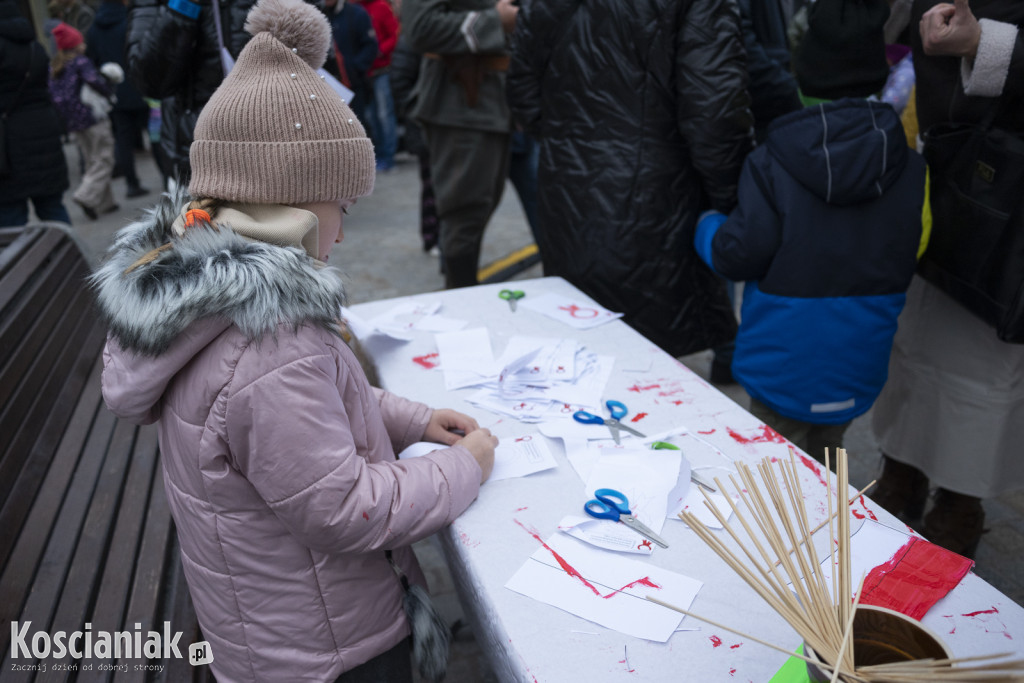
[
  {"x1": 435, "y1": 328, "x2": 498, "y2": 390},
  {"x1": 491, "y1": 436, "x2": 558, "y2": 481},
  {"x1": 520, "y1": 292, "x2": 624, "y2": 330},
  {"x1": 558, "y1": 515, "x2": 653, "y2": 555},
  {"x1": 505, "y1": 530, "x2": 702, "y2": 642}
]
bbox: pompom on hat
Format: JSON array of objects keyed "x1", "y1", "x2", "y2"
[
  {"x1": 52, "y1": 22, "x2": 83, "y2": 51},
  {"x1": 188, "y1": 0, "x2": 375, "y2": 204}
]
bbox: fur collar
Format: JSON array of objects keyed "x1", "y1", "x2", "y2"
[{"x1": 92, "y1": 189, "x2": 346, "y2": 356}]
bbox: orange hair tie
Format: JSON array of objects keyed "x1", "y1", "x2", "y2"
[{"x1": 183, "y1": 209, "x2": 211, "y2": 228}]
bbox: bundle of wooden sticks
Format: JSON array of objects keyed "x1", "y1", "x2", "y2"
[{"x1": 648, "y1": 448, "x2": 1024, "y2": 682}]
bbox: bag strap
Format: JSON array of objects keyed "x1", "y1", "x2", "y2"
[
  {"x1": 2, "y1": 45, "x2": 36, "y2": 120},
  {"x1": 209, "y1": 0, "x2": 230, "y2": 76},
  {"x1": 333, "y1": 40, "x2": 352, "y2": 89}
]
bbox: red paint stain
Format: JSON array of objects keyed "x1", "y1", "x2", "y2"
[
  {"x1": 514, "y1": 519, "x2": 663, "y2": 599},
  {"x1": 516, "y1": 506, "x2": 528, "y2": 512},
  {"x1": 458, "y1": 532, "x2": 480, "y2": 549},
  {"x1": 412, "y1": 352, "x2": 440, "y2": 369},
  {"x1": 726, "y1": 424, "x2": 786, "y2": 445},
  {"x1": 515, "y1": 518, "x2": 602, "y2": 596},
  {"x1": 797, "y1": 454, "x2": 829, "y2": 488},
  {"x1": 709, "y1": 635, "x2": 723, "y2": 648},
  {"x1": 657, "y1": 388, "x2": 685, "y2": 397},
  {"x1": 963, "y1": 607, "x2": 999, "y2": 617},
  {"x1": 602, "y1": 576, "x2": 661, "y2": 599},
  {"x1": 852, "y1": 509, "x2": 866, "y2": 520},
  {"x1": 630, "y1": 412, "x2": 648, "y2": 423},
  {"x1": 673, "y1": 400, "x2": 684, "y2": 406},
  {"x1": 698, "y1": 429, "x2": 716, "y2": 435},
  {"x1": 627, "y1": 383, "x2": 662, "y2": 393},
  {"x1": 859, "y1": 537, "x2": 974, "y2": 620},
  {"x1": 856, "y1": 495, "x2": 879, "y2": 521},
  {"x1": 362, "y1": 511, "x2": 369, "y2": 521},
  {"x1": 638, "y1": 539, "x2": 653, "y2": 551},
  {"x1": 729, "y1": 668, "x2": 737, "y2": 676},
  {"x1": 730, "y1": 643, "x2": 742, "y2": 649}
]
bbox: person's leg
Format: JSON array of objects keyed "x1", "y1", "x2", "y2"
[
  {"x1": 426, "y1": 124, "x2": 510, "y2": 289},
  {"x1": 334, "y1": 638, "x2": 413, "y2": 683},
  {"x1": 747, "y1": 398, "x2": 812, "y2": 455},
  {"x1": 923, "y1": 488, "x2": 985, "y2": 558},
  {"x1": 72, "y1": 122, "x2": 117, "y2": 215},
  {"x1": 804, "y1": 420, "x2": 850, "y2": 467},
  {"x1": 0, "y1": 200, "x2": 30, "y2": 228},
  {"x1": 371, "y1": 73, "x2": 398, "y2": 170},
  {"x1": 507, "y1": 130, "x2": 541, "y2": 245},
  {"x1": 871, "y1": 454, "x2": 929, "y2": 523},
  {"x1": 111, "y1": 109, "x2": 149, "y2": 196},
  {"x1": 31, "y1": 194, "x2": 72, "y2": 224},
  {"x1": 418, "y1": 151, "x2": 439, "y2": 252}
]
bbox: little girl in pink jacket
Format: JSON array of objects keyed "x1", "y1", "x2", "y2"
[{"x1": 93, "y1": 0, "x2": 495, "y2": 680}]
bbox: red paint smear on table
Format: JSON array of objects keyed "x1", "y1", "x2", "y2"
[
  {"x1": 515, "y1": 506, "x2": 528, "y2": 512},
  {"x1": 698, "y1": 429, "x2": 716, "y2": 435},
  {"x1": 857, "y1": 495, "x2": 879, "y2": 521},
  {"x1": 727, "y1": 424, "x2": 786, "y2": 445},
  {"x1": 412, "y1": 352, "x2": 440, "y2": 369},
  {"x1": 730, "y1": 643, "x2": 742, "y2": 649},
  {"x1": 630, "y1": 412, "x2": 648, "y2": 423},
  {"x1": 729, "y1": 668, "x2": 736, "y2": 676},
  {"x1": 709, "y1": 635, "x2": 723, "y2": 648},
  {"x1": 859, "y1": 536, "x2": 974, "y2": 620},
  {"x1": 963, "y1": 607, "x2": 999, "y2": 617},
  {"x1": 627, "y1": 383, "x2": 661, "y2": 393},
  {"x1": 797, "y1": 454, "x2": 829, "y2": 488},
  {"x1": 362, "y1": 511, "x2": 369, "y2": 521}
]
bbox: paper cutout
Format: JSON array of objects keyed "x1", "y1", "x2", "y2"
[
  {"x1": 505, "y1": 529, "x2": 702, "y2": 641},
  {"x1": 558, "y1": 515, "x2": 654, "y2": 555},
  {"x1": 520, "y1": 292, "x2": 624, "y2": 329},
  {"x1": 396, "y1": 438, "x2": 557, "y2": 482}
]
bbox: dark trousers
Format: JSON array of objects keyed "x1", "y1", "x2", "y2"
[
  {"x1": 0, "y1": 193, "x2": 71, "y2": 227},
  {"x1": 333, "y1": 638, "x2": 412, "y2": 683},
  {"x1": 748, "y1": 397, "x2": 850, "y2": 465},
  {"x1": 111, "y1": 108, "x2": 149, "y2": 189},
  {"x1": 423, "y1": 123, "x2": 510, "y2": 288}
]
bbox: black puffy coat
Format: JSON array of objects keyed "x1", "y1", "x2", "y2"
[
  {"x1": 87, "y1": 0, "x2": 147, "y2": 112},
  {"x1": 125, "y1": 0, "x2": 257, "y2": 181},
  {"x1": 508, "y1": 0, "x2": 753, "y2": 357},
  {"x1": 0, "y1": 0, "x2": 69, "y2": 202}
]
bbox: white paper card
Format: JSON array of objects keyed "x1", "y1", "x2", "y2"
[
  {"x1": 505, "y1": 533, "x2": 702, "y2": 641},
  {"x1": 520, "y1": 292, "x2": 624, "y2": 329},
  {"x1": 490, "y1": 436, "x2": 559, "y2": 481},
  {"x1": 558, "y1": 515, "x2": 654, "y2": 555}
]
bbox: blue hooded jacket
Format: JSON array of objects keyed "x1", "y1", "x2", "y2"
[{"x1": 695, "y1": 98, "x2": 926, "y2": 424}]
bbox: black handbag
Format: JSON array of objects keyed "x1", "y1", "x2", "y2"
[{"x1": 918, "y1": 115, "x2": 1024, "y2": 343}]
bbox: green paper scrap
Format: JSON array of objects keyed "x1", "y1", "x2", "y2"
[{"x1": 769, "y1": 644, "x2": 811, "y2": 683}]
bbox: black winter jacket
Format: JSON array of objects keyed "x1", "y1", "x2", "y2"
[
  {"x1": 0, "y1": 0, "x2": 69, "y2": 202},
  {"x1": 87, "y1": 0, "x2": 147, "y2": 112},
  {"x1": 125, "y1": 0, "x2": 257, "y2": 181},
  {"x1": 508, "y1": 0, "x2": 754, "y2": 357}
]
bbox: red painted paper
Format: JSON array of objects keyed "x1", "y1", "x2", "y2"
[{"x1": 858, "y1": 536, "x2": 974, "y2": 620}]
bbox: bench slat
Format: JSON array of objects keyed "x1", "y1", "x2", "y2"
[{"x1": 0, "y1": 229, "x2": 65, "y2": 312}]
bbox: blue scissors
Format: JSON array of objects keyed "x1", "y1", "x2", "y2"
[
  {"x1": 573, "y1": 400, "x2": 646, "y2": 445},
  {"x1": 584, "y1": 488, "x2": 669, "y2": 548},
  {"x1": 499, "y1": 289, "x2": 525, "y2": 312}
]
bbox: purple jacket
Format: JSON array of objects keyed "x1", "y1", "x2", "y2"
[
  {"x1": 48, "y1": 54, "x2": 111, "y2": 132},
  {"x1": 94, "y1": 195, "x2": 482, "y2": 681}
]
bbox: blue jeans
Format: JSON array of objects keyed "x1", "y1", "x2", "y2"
[
  {"x1": 365, "y1": 72, "x2": 397, "y2": 168},
  {"x1": 0, "y1": 194, "x2": 71, "y2": 227}
]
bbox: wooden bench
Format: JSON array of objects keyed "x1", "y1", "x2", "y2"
[{"x1": 0, "y1": 225, "x2": 211, "y2": 683}]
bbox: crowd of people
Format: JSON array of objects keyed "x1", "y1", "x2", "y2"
[{"x1": 2, "y1": 0, "x2": 1023, "y2": 680}]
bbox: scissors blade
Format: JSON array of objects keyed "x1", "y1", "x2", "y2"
[
  {"x1": 607, "y1": 422, "x2": 621, "y2": 445},
  {"x1": 617, "y1": 422, "x2": 646, "y2": 439},
  {"x1": 508, "y1": 298, "x2": 517, "y2": 312},
  {"x1": 690, "y1": 470, "x2": 717, "y2": 493},
  {"x1": 620, "y1": 515, "x2": 669, "y2": 549}
]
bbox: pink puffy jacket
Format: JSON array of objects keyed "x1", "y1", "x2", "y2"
[{"x1": 94, "y1": 198, "x2": 482, "y2": 682}]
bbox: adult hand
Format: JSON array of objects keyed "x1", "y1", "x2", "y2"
[
  {"x1": 920, "y1": 0, "x2": 981, "y2": 58},
  {"x1": 496, "y1": 0, "x2": 519, "y2": 33},
  {"x1": 457, "y1": 429, "x2": 497, "y2": 483},
  {"x1": 424, "y1": 408, "x2": 480, "y2": 446}
]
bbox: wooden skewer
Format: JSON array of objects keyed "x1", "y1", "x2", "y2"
[
  {"x1": 773, "y1": 479, "x2": 877, "y2": 567},
  {"x1": 644, "y1": 596, "x2": 866, "y2": 682},
  {"x1": 830, "y1": 573, "x2": 867, "y2": 682}
]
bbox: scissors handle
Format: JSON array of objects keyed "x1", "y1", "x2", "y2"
[
  {"x1": 594, "y1": 488, "x2": 631, "y2": 514},
  {"x1": 605, "y1": 400, "x2": 627, "y2": 420},
  {"x1": 573, "y1": 410, "x2": 605, "y2": 425},
  {"x1": 584, "y1": 498, "x2": 620, "y2": 521}
]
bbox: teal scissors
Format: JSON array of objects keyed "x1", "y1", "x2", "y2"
[
  {"x1": 573, "y1": 400, "x2": 646, "y2": 445},
  {"x1": 585, "y1": 488, "x2": 669, "y2": 548},
  {"x1": 499, "y1": 289, "x2": 525, "y2": 312}
]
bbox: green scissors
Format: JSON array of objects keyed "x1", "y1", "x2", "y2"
[
  {"x1": 499, "y1": 289, "x2": 525, "y2": 312},
  {"x1": 651, "y1": 441, "x2": 717, "y2": 493}
]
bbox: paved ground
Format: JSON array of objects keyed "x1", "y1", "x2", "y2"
[{"x1": 58, "y1": 144, "x2": 1024, "y2": 681}]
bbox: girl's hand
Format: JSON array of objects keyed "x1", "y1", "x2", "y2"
[
  {"x1": 457, "y1": 429, "x2": 497, "y2": 483},
  {"x1": 424, "y1": 409, "x2": 480, "y2": 446}
]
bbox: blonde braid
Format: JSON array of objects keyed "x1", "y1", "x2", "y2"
[{"x1": 123, "y1": 197, "x2": 226, "y2": 274}]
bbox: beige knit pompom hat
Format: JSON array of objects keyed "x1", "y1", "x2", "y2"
[{"x1": 189, "y1": 0, "x2": 375, "y2": 203}]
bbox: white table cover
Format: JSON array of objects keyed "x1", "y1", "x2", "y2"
[{"x1": 350, "y1": 277, "x2": 1024, "y2": 682}]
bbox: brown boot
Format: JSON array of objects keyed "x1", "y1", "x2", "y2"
[
  {"x1": 922, "y1": 488, "x2": 986, "y2": 559},
  {"x1": 870, "y1": 454, "x2": 929, "y2": 524}
]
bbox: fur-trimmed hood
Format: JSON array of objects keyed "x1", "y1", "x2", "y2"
[{"x1": 92, "y1": 189, "x2": 346, "y2": 357}]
